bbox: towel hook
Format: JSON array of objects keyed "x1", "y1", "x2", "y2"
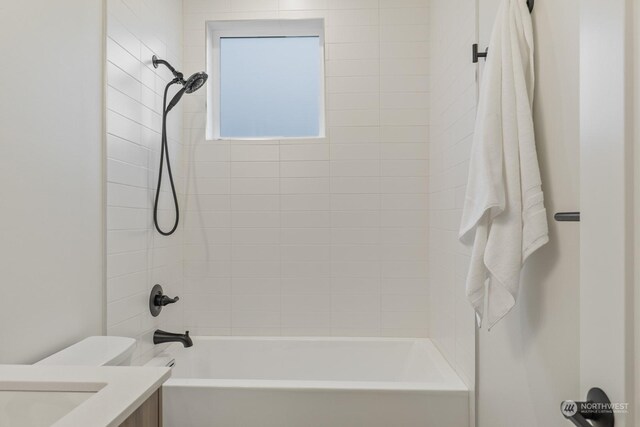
[
  {"x1": 472, "y1": 0, "x2": 534, "y2": 63},
  {"x1": 472, "y1": 44, "x2": 488, "y2": 64}
]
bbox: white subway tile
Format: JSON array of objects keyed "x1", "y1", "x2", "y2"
[
  {"x1": 328, "y1": 109, "x2": 380, "y2": 127},
  {"x1": 232, "y1": 261, "x2": 281, "y2": 277},
  {"x1": 281, "y1": 228, "x2": 332, "y2": 245},
  {"x1": 328, "y1": 42, "x2": 379, "y2": 60},
  {"x1": 281, "y1": 312, "x2": 331, "y2": 328},
  {"x1": 381, "y1": 159, "x2": 429, "y2": 176},
  {"x1": 230, "y1": 195, "x2": 279, "y2": 211},
  {"x1": 281, "y1": 194, "x2": 331, "y2": 211},
  {"x1": 282, "y1": 261, "x2": 331, "y2": 278},
  {"x1": 327, "y1": 0, "x2": 378, "y2": 9},
  {"x1": 331, "y1": 244, "x2": 380, "y2": 261},
  {"x1": 329, "y1": 126, "x2": 380, "y2": 144},
  {"x1": 331, "y1": 194, "x2": 380, "y2": 210},
  {"x1": 280, "y1": 177, "x2": 330, "y2": 194},
  {"x1": 232, "y1": 228, "x2": 280, "y2": 245},
  {"x1": 325, "y1": 26, "x2": 379, "y2": 43},
  {"x1": 281, "y1": 245, "x2": 332, "y2": 261},
  {"x1": 331, "y1": 211, "x2": 380, "y2": 228},
  {"x1": 280, "y1": 144, "x2": 330, "y2": 161},
  {"x1": 332, "y1": 294, "x2": 380, "y2": 312},
  {"x1": 282, "y1": 211, "x2": 331, "y2": 228},
  {"x1": 233, "y1": 294, "x2": 281, "y2": 311},
  {"x1": 331, "y1": 144, "x2": 380, "y2": 160},
  {"x1": 232, "y1": 278, "x2": 281, "y2": 294},
  {"x1": 280, "y1": 161, "x2": 330, "y2": 178},
  {"x1": 231, "y1": 0, "x2": 278, "y2": 12},
  {"x1": 326, "y1": 60, "x2": 379, "y2": 77},
  {"x1": 331, "y1": 160, "x2": 380, "y2": 177},
  {"x1": 107, "y1": 38, "x2": 141, "y2": 81},
  {"x1": 105, "y1": 0, "x2": 441, "y2": 340},
  {"x1": 231, "y1": 211, "x2": 280, "y2": 228},
  {"x1": 380, "y1": 41, "x2": 429, "y2": 58},
  {"x1": 331, "y1": 177, "x2": 380, "y2": 193},
  {"x1": 381, "y1": 311, "x2": 428, "y2": 329},
  {"x1": 282, "y1": 294, "x2": 331, "y2": 312},
  {"x1": 380, "y1": 0, "x2": 428, "y2": 7},
  {"x1": 327, "y1": 9, "x2": 379, "y2": 27},
  {"x1": 107, "y1": 271, "x2": 147, "y2": 302},
  {"x1": 231, "y1": 145, "x2": 279, "y2": 162},
  {"x1": 279, "y1": 0, "x2": 327, "y2": 10},
  {"x1": 328, "y1": 93, "x2": 380, "y2": 110},
  {"x1": 230, "y1": 178, "x2": 279, "y2": 194},
  {"x1": 381, "y1": 75, "x2": 430, "y2": 92},
  {"x1": 327, "y1": 76, "x2": 379, "y2": 93},
  {"x1": 231, "y1": 161, "x2": 279, "y2": 177},
  {"x1": 332, "y1": 311, "x2": 379, "y2": 329}
]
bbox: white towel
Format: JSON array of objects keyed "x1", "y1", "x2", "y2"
[{"x1": 459, "y1": 0, "x2": 549, "y2": 330}]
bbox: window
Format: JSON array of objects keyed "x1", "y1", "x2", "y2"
[{"x1": 207, "y1": 19, "x2": 325, "y2": 140}]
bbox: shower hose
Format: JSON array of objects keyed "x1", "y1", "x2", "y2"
[{"x1": 153, "y1": 80, "x2": 180, "y2": 236}]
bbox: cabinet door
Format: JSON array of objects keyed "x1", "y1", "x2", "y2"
[{"x1": 120, "y1": 388, "x2": 162, "y2": 427}]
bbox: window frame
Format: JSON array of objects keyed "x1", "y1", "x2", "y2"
[{"x1": 206, "y1": 19, "x2": 326, "y2": 141}]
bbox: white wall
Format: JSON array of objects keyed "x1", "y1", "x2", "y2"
[
  {"x1": 635, "y1": 0, "x2": 640, "y2": 419},
  {"x1": 105, "y1": 0, "x2": 185, "y2": 364},
  {"x1": 180, "y1": 0, "x2": 431, "y2": 337},
  {"x1": 0, "y1": 0, "x2": 104, "y2": 363},
  {"x1": 580, "y1": 0, "x2": 634, "y2": 425},
  {"x1": 428, "y1": 0, "x2": 477, "y2": 390},
  {"x1": 476, "y1": 1, "x2": 581, "y2": 427},
  {"x1": 429, "y1": 0, "x2": 581, "y2": 425}
]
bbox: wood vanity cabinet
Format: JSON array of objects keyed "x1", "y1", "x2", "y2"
[{"x1": 119, "y1": 388, "x2": 162, "y2": 427}]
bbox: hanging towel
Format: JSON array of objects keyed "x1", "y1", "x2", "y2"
[{"x1": 459, "y1": 0, "x2": 548, "y2": 330}]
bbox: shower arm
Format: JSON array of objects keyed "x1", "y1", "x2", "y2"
[{"x1": 152, "y1": 55, "x2": 184, "y2": 81}]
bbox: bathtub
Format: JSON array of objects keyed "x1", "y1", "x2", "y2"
[{"x1": 148, "y1": 337, "x2": 469, "y2": 427}]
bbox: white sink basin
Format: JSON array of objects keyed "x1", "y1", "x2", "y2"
[
  {"x1": 0, "y1": 389, "x2": 96, "y2": 427},
  {"x1": 0, "y1": 365, "x2": 170, "y2": 427}
]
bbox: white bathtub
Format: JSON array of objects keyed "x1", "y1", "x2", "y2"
[{"x1": 148, "y1": 337, "x2": 469, "y2": 427}]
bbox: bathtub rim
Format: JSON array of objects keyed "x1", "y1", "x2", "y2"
[{"x1": 150, "y1": 336, "x2": 468, "y2": 394}]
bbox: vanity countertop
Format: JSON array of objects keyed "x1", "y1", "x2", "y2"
[{"x1": 0, "y1": 364, "x2": 170, "y2": 427}]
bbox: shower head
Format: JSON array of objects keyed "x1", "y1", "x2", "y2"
[
  {"x1": 184, "y1": 72, "x2": 208, "y2": 94},
  {"x1": 165, "y1": 72, "x2": 209, "y2": 113},
  {"x1": 152, "y1": 55, "x2": 208, "y2": 93},
  {"x1": 153, "y1": 55, "x2": 208, "y2": 113}
]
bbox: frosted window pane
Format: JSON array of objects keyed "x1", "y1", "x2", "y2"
[{"x1": 220, "y1": 36, "x2": 321, "y2": 138}]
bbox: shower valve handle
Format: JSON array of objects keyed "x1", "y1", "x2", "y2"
[
  {"x1": 156, "y1": 294, "x2": 180, "y2": 306},
  {"x1": 149, "y1": 284, "x2": 180, "y2": 317}
]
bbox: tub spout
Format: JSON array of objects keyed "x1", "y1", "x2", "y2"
[{"x1": 153, "y1": 329, "x2": 193, "y2": 348}]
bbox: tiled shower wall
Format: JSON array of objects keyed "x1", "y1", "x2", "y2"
[
  {"x1": 428, "y1": 0, "x2": 477, "y2": 385},
  {"x1": 180, "y1": 0, "x2": 431, "y2": 337},
  {"x1": 105, "y1": 0, "x2": 185, "y2": 364}
]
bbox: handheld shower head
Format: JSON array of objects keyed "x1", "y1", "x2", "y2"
[
  {"x1": 184, "y1": 72, "x2": 208, "y2": 94},
  {"x1": 152, "y1": 55, "x2": 208, "y2": 95},
  {"x1": 165, "y1": 72, "x2": 208, "y2": 113},
  {"x1": 153, "y1": 56, "x2": 209, "y2": 237}
]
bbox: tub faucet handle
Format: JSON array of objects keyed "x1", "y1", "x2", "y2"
[
  {"x1": 149, "y1": 284, "x2": 180, "y2": 317},
  {"x1": 158, "y1": 294, "x2": 180, "y2": 306}
]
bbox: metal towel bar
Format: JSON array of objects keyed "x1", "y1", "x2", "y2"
[{"x1": 554, "y1": 212, "x2": 581, "y2": 222}]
